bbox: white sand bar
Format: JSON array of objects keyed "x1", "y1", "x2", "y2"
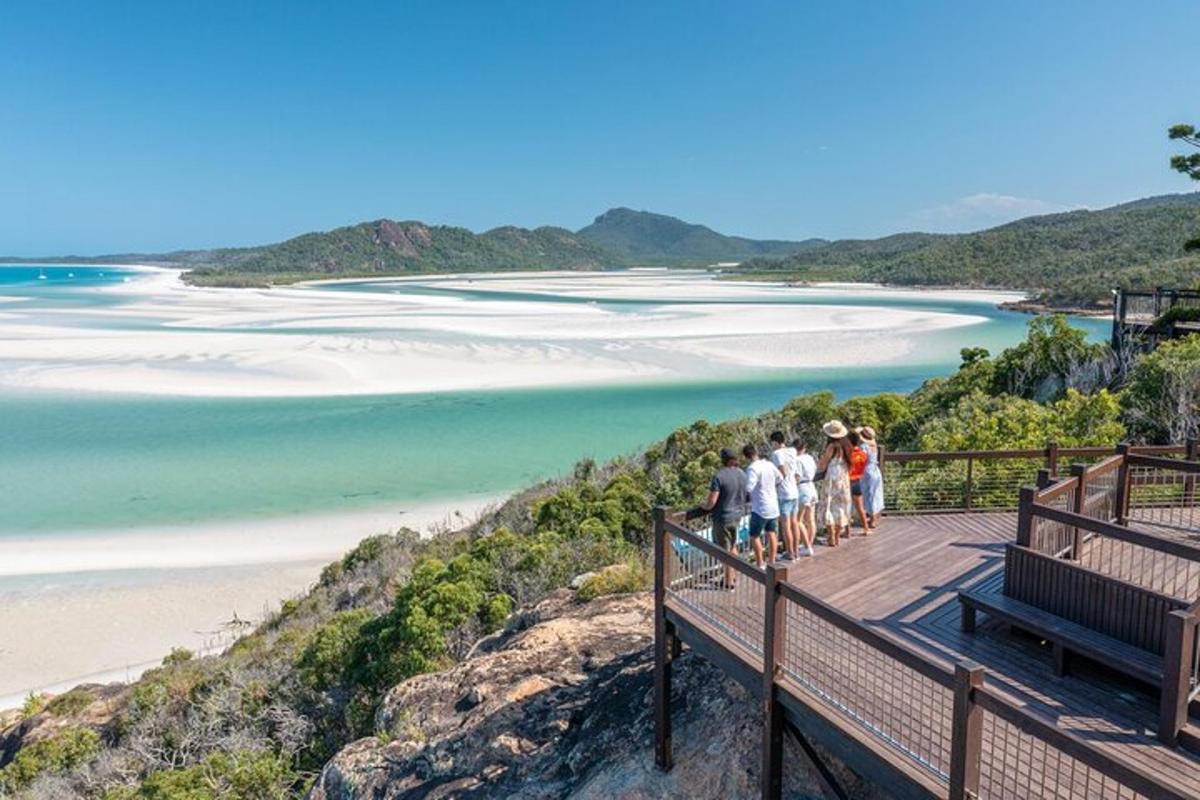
[
  {"x1": 0, "y1": 494, "x2": 502, "y2": 706},
  {"x1": 0, "y1": 269, "x2": 1020, "y2": 398}
]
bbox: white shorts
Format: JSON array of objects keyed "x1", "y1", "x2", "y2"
[{"x1": 797, "y1": 482, "x2": 818, "y2": 507}]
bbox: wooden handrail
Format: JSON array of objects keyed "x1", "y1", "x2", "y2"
[
  {"x1": 1030, "y1": 504, "x2": 1200, "y2": 563},
  {"x1": 663, "y1": 517, "x2": 766, "y2": 583},
  {"x1": 1033, "y1": 475, "x2": 1079, "y2": 504},
  {"x1": 1084, "y1": 453, "x2": 1125, "y2": 478},
  {"x1": 776, "y1": 579, "x2": 955, "y2": 688},
  {"x1": 1127, "y1": 453, "x2": 1200, "y2": 474},
  {"x1": 884, "y1": 444, "x2": 1187, "y2": 465}
]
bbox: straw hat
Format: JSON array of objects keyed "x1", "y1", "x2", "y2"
[
  {"x1": 860, "y1": 426, "x2": 876, "y2": 441},
  {"x1": 822, "y1": 420, "x2": 848, "y2": 439}
]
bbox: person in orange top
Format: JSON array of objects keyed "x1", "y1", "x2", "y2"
[{"x1": 847, "y1": 429, "x2": 872, "y2": 534}]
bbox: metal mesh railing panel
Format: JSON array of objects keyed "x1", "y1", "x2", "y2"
[
  {"x1": 664, "y1": 518, "x2": 764, "y2": 659},
  {"x1": 1080, "y1": 466, "x2": 1120, "y2": 522},
  {"x1": 1127, "y1": 466, "x2": 1200, "y2": 534},
  {"x1": 1030, "y1": 484, "x2": 1077, "y2": 557},
  {"x1": 977, "y1": 711, "x2": 1148, "y2": 800},
  {"x1": 780, "y1": 601, "x2": 954, "y2": 781},
  {"x1": 1077, "y1": 537, "x2": 1200, "y2": 602},
  {"x1": 884, "y1": 457, "x2": 1047, "y2": 513}
]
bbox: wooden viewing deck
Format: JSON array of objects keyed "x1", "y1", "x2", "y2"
[{"x1": 653, "y1": 444, "x2": 1200, "y2": 800}]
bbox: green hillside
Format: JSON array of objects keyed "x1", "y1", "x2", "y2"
[
  {"x1": 737, "y1": 193, "x2": 1200, "y2": 308},
  {"x1": 577, "y1": 207, "x2": 825, "y2": 265},
  {"x1": 183, "y1": 220, "x2": 615, "y2": 287}
]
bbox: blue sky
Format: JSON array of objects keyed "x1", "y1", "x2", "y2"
[{"x1": 1, "y1": 1, "x2": 1195, "y2": 254}]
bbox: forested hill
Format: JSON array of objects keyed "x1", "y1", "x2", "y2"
[
  {"x1": 577, "y1": 207, "x2": 825, "y2": 265},
  {"x1": 183, "y1": 220, "x2": 614, "y2": 287},
  {"x1": 736, "y1": 192, "x2": 1200, "y2": 308}
]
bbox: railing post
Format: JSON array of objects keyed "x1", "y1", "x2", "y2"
[
  {"x1": 1115, "y1": 443, "x2": 1132, "y2": 525},
  {"x1": 761, "y1": 563, "x2": 788, "y2": 800},
  {"x1": 1159, "y1": 610, "x2": 1195, "y2": 746},
  {"x1": 1017, "y1": 486, "x2": 1035, "y2": 548},
  {"x1": 949, "y1": 661, "x2": 985, "y2": 800},
  {"x1": 1036, "y1": 469, "x2": 1053, "y2": 490},
  {"x1": 964, "y1": 455, "x2": 974, "y2": 513},
  {"x1": 1185, "y1": 438, "x2": 1198, "y2": 508},
  {"x1": 1046, "y1": 441, "x2": 1060, "y2": 475},
  {"x1": 653, "y1": 506, "x2": 675, "y2": 772},
  {"x1": 1070, "y1": 463, "x2": 1088, "y2": 559}
]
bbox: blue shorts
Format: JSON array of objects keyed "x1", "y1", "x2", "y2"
[
  {"x1": 778, "y1": 497, "x2": 798, "y2": 516},
  {"x1": 748, "y1": 512, "x2": 778, "y2": 538}
]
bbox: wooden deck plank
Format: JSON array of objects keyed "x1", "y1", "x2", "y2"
[{"x1": 665, "y1": 511, "x2": 1200, "y2": 800}]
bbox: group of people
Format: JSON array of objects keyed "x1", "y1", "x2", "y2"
[{"x1": 702, "y1": 421, "x2": 884, "y2": 583}]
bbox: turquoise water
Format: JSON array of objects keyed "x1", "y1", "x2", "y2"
[{"x1": 0, "y1": 267, "x2": 1110, "y2": 535}]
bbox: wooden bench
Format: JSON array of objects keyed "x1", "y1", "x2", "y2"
[{"x1": 959, "y1": 576, "x2": 1165, "y2": 688}]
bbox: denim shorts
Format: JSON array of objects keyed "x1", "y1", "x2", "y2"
[
  {"x1": 778, "y1": 497, "x2": 799, "y2": 516},
  {"x1": 748, "y1": 512, "x2": 778, "y2": 538},
  {"x1": 797, "y1": 482, "x2": 818, "y2": 507},
  {"x1": 851, "y1": 479, "x2": 863, "y2": 497}
]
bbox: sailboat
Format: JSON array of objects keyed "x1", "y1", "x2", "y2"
[{"x1": 37, "y1": 269, "x2": 47, "y2": 280}]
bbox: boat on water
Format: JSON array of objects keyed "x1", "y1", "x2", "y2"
[{"x1": 37, "y1": 269, "x2": 46, "y2": 280}]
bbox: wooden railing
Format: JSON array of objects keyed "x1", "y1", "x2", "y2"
[
  {"x1": 881, "y1": 443, "x2": 1186, "y2": 515},
  {"x1": 1124, "y1": 447, "x2": 1200, "y2": 534},
  {"x1": 653, "y1": 507, "x2": 1191, "y2": 800},
  {"x1": 1011, "y1": 448, "x2": 1200, "y2": 746},
  {"x1": 1160, "y1": 597, "x2": 1200, "y2": 745}
]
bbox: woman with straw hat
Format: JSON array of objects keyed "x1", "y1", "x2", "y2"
[
  {"x1": 816, "y1": 420, "x2": 854, "y2": 546},
  {"x1": 859, "y1": 426, "x2": 885, "y2": 529}
]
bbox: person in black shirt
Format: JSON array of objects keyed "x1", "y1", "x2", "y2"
[{"x1": 701, "y1": 447, "x2": 748, "y2": 590}]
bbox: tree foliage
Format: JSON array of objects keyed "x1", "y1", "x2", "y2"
[
  {"x1": 737, "y1": 194, "x2": 1200, "y2": 308},
  {"x1": 1122, "y1": 333, "x2": 1200, "y2": 443}
]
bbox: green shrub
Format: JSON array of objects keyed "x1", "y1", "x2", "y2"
[
  {"x1": 46, "y1": 688, "x2": 96, "y2": 716},
  {"x1": 20, "y1": 692, "x2": 47, "y2": 719},
  {"x1": 162, "y1": 647, "x2": 194, "y2": 667},
  {"x1": 576, "y1": 560, "x2": 652, "y2": 602},
  {"x1": 102, "y1": 750, "x2": 297, "y2": 800},
  {"x1": 295, "y1": 608, "x2": 374, "y2": 690},
  {"x1": 0, "y1": 727, "x2": 100, "y2": 792},
  {"x1": 1122, "y1": 333, "x2": 1200, "y2": 443}
]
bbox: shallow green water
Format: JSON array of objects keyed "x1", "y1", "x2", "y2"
[{"x1": 0, "y1": 267, "x2": 1109, "y2": 535}]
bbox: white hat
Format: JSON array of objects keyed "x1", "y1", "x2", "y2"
[{"x1": 823, "y1": 420, "x2": 848, "y2": 439}]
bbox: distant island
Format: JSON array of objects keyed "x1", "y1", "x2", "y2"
[
  {"x1": 5, "y1": 194, "x2": 1200, "y2": 308},
  {"x1": 736, "y1": 193, "x2": 1200, "y2": 311}
]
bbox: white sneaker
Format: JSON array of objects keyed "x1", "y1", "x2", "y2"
[{"x1": 802, "y1": 545, "x2": 815, "y2": 557}]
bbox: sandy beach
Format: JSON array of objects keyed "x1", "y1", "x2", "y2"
[
  {"x1": 0, "y1": 494, "x2": 502, "y2": 706},
  {"x1": 0, "y1": 268, "x2": 1031, "y2": 707},
  {"x1": 0, "y1": 269, "x2": 1022, "y2": 398}
]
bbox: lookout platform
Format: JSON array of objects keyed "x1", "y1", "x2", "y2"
[{"x1": 653, "y1": 444, "x2": 1200, "y2": 799}]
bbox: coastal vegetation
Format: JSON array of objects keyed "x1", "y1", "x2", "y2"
[
  {"x1": 735, "y1": 193, "x2": 1200, "y2": 310},
  {"x1": 3, "y1": 320, "x2": 1198, "y2": 799}
]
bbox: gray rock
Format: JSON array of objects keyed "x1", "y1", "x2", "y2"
[{"x1": 308, "y1": 590, "x2": 891, "y2": 800}]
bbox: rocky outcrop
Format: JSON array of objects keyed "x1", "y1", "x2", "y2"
[
  {"x1": 373, "y1": 221, "x2": 433, "y2": 257},
  {"x1": 309, "y1": 590, "x2": 889, "y2": 800},
  {"x1": 0, "y1": 684, "x2": 127, "y2": 768}
]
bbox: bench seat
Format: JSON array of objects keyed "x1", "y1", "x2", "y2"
[{"x1": 959, "y1": 577, "x2": 1165, "y2": 688}]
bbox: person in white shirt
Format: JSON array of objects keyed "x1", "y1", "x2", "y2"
[
  {"x1": 769, "y1": 431, "x2": 800, "y2": 560},
  {"x1": 792, "y1": 438, "x2": 819, "y2": 555},
  {"x1": 743, "y1": 443, "x2": 785, "y2": 568}
]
